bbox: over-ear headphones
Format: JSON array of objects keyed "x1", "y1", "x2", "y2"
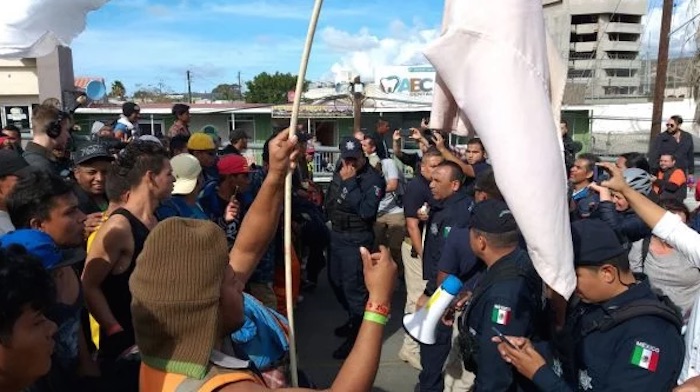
[{"x1": 46, "y1": 111, "x2": 66, "y2": 139}]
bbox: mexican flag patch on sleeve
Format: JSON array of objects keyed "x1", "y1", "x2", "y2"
[
  {"x1": 491, "y1": 304, "x2": 511, "y2": 325},
  {"x1": 630, "y1": 341, "x2": 659, "y2": 372}
]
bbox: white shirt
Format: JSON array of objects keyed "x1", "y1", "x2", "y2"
[
  {"x1": 651, "y1": 212, "x2": 700, "y2": 383},
  {"x1": 377, "y1": 158, "x2": 404, "y2": 216}
]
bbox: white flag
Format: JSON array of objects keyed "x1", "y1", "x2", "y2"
[
  {"x1": 425, "y1": 0, "x2": 575, "y2": 298},
  {"x1": 0, "y1": 0, "x2": 109, "y2": 59}
]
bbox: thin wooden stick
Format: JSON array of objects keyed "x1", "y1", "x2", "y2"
[{"x1": 285, "y1": 0, "x2": 324, "y2": 387}]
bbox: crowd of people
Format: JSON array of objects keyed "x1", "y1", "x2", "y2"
[{"x1": 3, "y1": 98, "x2": 700, "y2": 392}]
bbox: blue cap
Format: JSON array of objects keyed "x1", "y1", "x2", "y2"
[
  {"x1": 0, "y1": 230, "x2": 85, "y2": 270},
  {"x1": 339, "y1": 137, "x2": 363, "y2": 159},
  {"x1": 441, "y1": 275, "x2": 463, "y2": 296}
]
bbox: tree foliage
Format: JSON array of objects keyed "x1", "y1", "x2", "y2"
[
  {"x1": 132, "y1": 83, "x2": 176, "y2": 103},
  {"x1": 244, "y1": 72, "x2": 308, "y2": 104},
  {"x1": 212, "y1": 83, "x2": 243, "y2": 101},
  {"x1": 110, "y1": 80, "x2": 126, "y2": 99}
]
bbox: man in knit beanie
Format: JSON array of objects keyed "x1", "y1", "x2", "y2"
[
  {"x1": 131, "y1": 130, "x2": 400, "y2": 392},
  {"x1": 132, "y1": 218, "x2": 259, "y2": 388}
]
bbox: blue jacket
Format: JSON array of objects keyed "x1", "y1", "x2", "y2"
[
  {"x1": 597, "y1": 202, "x2": 651, "y2": 248},
  {"x1": 533, "y1": 278, "x2": 684, "y2": 392},
  {"x1": 156, "y1": 196, "x2": 208, "y2": 221},
  {"x1": 570, "y1": 187, "x2": 600, "y2": 221},
  {"x1": 231, "y1": 293, "x2": 289, "y2": 371}
]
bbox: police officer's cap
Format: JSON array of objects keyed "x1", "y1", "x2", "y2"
[
  {"x1": 571, "y1": 219, "x2": 626, "y2": 267},
  {"x1": 339, "y1": 137, "x2": 362, "y2": 160},
  {"x1": 469, "y1": 199, "x2": 518, "y2": 233}
]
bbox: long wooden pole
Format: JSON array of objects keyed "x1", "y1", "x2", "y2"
[
  {"x1": 285, "y1": 0, "x2": 324, "y2": 387},
  {"x1": 649, "y1": 0, "x2": 674, "y2": 151}
]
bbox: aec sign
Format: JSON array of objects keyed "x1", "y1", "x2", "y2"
[{"x1": 374, "y1": 66, "x2": 435, "y2": 101}]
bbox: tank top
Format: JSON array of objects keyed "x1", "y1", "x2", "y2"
[{"x1": 99, "y1": 208, "x2": 151, "y2": 356}]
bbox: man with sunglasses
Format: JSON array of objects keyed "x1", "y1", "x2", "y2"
[{"x1": 649, "y1": 115, "x2": 694, "y2": 186}]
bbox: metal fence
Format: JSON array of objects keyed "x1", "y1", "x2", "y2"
[{"x1": 246, "y1": 143, "x2": 417, "y2": 183}]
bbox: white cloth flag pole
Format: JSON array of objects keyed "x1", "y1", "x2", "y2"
[
  {"x1": 425, "y1": 0, "x2": 575, "y2": 298},
  {"x1": 0, "y1": 0, "x2": 109, "y2": 59},
  {"x1": 284, "y1": 0, "x2": 324, "y2": 387}
]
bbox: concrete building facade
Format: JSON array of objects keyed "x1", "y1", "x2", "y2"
[
  {"x1": 543, "y1": 0, "x2": 647, "y2": 101},
  {"x1": 0, "y1": 46, "x2": 76, "y2": 132}
]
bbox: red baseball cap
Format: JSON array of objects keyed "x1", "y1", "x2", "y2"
[{"x1": 218, "y1": 154, "x2": 250, "y2": 175}]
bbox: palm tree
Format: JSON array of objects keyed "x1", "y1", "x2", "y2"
[{"x1": 111, "y1": 80, "x2": 126, "y2": 100}]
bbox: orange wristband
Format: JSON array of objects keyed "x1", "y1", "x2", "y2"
[{"x1": 366, "y1": 301, "x2": 390, "y2": 317}]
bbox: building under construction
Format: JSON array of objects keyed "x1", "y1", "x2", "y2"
[{"x1": 543, "y1": 0, "x2": 648, "y2": 103}]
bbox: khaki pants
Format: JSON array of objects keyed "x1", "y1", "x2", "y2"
[
  {"x1": 400, "y1": 240, "x2": 426, "y2": 355},
  {"x1": 443, "y1": 315, "x2": 475, "y2": 392},
  {"x1": 373, "y1": 212, "x2": 406, "y2": 268}
]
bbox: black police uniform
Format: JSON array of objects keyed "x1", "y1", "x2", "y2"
[
  {"x1": 458, "y1": 200, "x2": 545, "y2": 392},
  {"x1": 418, "y1": 190, "x2": 474, "y2": 392},
  {"x1": 531, "y1": 220, "x2": 684, "y2": 392},
  {"x1": 402, "y1": 174, "x2": 436, "y2": 255},
  {"x1": 325, "y1": 138, "x2": 385, "y2": 341}
]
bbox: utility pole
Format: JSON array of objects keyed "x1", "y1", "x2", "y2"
[
  {"x1": 186, "y1": 70, "x2": 193, "y2": 104},
  {"x1": 649, "y1": 0, "x2": 674, "y2": 152},
  {"x1": 237, "y1": 71, "x2": 242, "y2": 100},
  {"x1": 351, "y1": 76, "x2": 364, "y2": 133}
]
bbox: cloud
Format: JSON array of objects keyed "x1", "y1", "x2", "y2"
[
  {"x1": 322, "y1": 21, "x2": 439, "y2": 81},
  {"x1": 204, "y1": 1, "x2": 368, "y2": 20},
  {"x1": 320, "y1": 27, "x2": 380, "y2": 52},
  {"x1": 643, "y1": 0, "x2": 700, "y2": 57}
]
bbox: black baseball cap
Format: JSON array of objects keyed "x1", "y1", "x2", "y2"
[
  {"x1": 571, "y1": 219, "x2": 626, "y2": 267},
  {"x1": 0, "y1": 150, "x2": 29, "y2": 178},
  {"x1": 339, "y1": 137, "x2": 362, "y2": 159},
  {"x1": 74, "y1": 143, "x2": 114, "y2": 166},
  {"x1": 469, "y1": 199, "x2": 518, "y2": 233}
]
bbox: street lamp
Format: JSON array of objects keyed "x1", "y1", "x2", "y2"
[{"x1": 350, "y1": 76, "x2": 365, "y2": 133}]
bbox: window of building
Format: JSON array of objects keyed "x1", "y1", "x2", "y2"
[
  {"x1": 571, "y1": 14, "x2": 598, "y2": 24},
  {"x1": 137, "y1": 121, "x2": 164, "y2": 137},
  {"x1": 605, "y1": 69, "x2": 634, "y2": 77},
  {"x1": 607, "y1": 51, "x2": 637, "y2": 60},
  {"x1": 570, "y1": 51, "x2": 597, "y2": 60},
  {"x1": 608, "y1": 33, "x2": 639, "y2": 42},
  {"x1": 2, "y1": 106, "x2": 32, "y2": 131},
  {"x1": 610, "y1": 14, "x2": 641, "y2": 24},
  {"x1": 568, "y1": 69, "x2": 593, "y2": 78},
  {"x1": 228, "y1": 115, "x2": 257, "y2": 141},
  {"x1": 570, "y1": 33, "x2": 597, "y2": 42}
]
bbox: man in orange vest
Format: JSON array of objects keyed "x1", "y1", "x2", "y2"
[{"x1": 653, "y1": 153, "x2": 687, "y2": 202}]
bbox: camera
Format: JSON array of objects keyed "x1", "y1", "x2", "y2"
[
  {"x1": 593, "y1": 166, "x2": 609, "y2": 184},
  {"x1": 399, "y1": 128, "x2": 413, "y2": 138}
]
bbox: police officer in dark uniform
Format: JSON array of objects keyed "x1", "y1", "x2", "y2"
[
  {"x1": 415, "y1": 161, "x2": 473, "y2": 392},
  {"x1": 458, "y1": 199, "x2": 545, "y2": 392},
  {"x1": 325, "y1": 136, "x2": 385, "y2": 359},
  {"x1": 494, "y1": 219, "x2": 684, "y2": 391}
]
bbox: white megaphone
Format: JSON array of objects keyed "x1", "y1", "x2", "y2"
[{"x1": 403, "y1": 275, "x2": 463, "y2": 345}]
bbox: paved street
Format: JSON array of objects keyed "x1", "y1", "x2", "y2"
[{"x1": 295, "y1": 274, "x2": 420, "y2": 391}]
